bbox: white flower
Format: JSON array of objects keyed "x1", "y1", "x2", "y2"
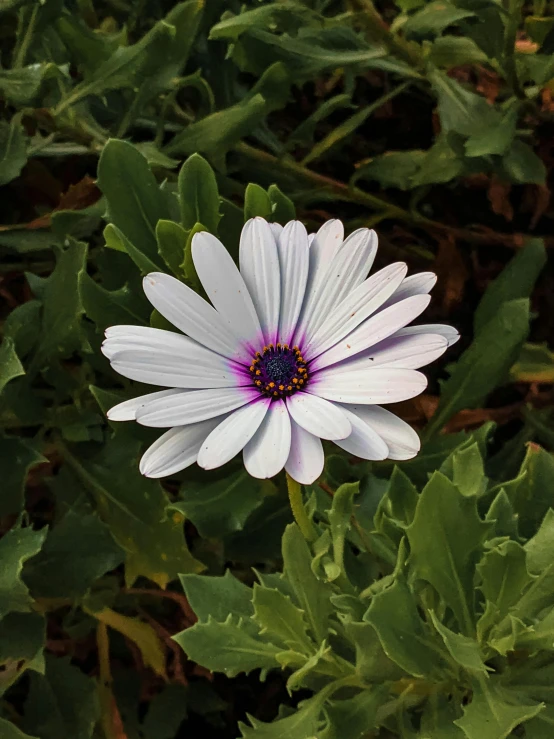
[{"x1": 102, "y1": 218, "x2": 458, "y2": 483}]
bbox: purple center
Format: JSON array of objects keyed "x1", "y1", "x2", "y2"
[{"x1": 249, "y1": 344, "x2": 309, "y2": 399}]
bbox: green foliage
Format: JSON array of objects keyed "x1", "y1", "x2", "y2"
[{"x1": 0, "y1": 0, "x2": 553, "y2": 737}]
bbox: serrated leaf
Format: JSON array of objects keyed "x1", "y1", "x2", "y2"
[
  {"x1": 0, "y1": 611, "x2": 45, "y2": 695},
  {"x1": 327, "y1": 482, "x2": 358, "y2": 580},
  {"x1": 525, "y1": 508, "x2": 554, "y2": 574},
  {"x1": 282, "y1": 524, "x2": 332, "y2": 645},
  {"x1": 440, "y1": 442, "x2": 486, "y2": 497},
  {"x1": 474, "y1": 239, "x2": 546, "y2": 334},
  {"x1": 465, "y1": 106, "x2": 518, "y2": 158},
  {"x1": 62, "y1": 437, "x2": 203, "y2": 587},
  {"x1": 172, "y1": 468, "x2": 265, "y2": 538},
  {"x1": 80, "y1": 271, "x2": 150, "y2": 330},
  {"x1": 180, "y1": 570, "x2": 254, "y2": 623},
  {"x1": 321, "y1": 687, "x2": 389, "y2": 739},
  {"x1": 23, "y1": 509, "x2": 124, "y2": 599},
  {"x1": 178, "y1": 153, "x2": 220, "y2": 233},
  {"x1": 364, "y1": 575, "x2": 445, "y2": 677},
  {"x1": 252, "y1": 583, "x2": 312, "y2": 653},
  {"x1": 430, "y1": 69, "x2": 500, "y2": 137},
  {"x1": 429, "y1": 613, "x2": 487, "y2": 673},
  {"x1": 0, "y1": 337, "x2": 25, "y2": 395},
  {"x1": 407, "y1": 472, "x2": 490, "y2": 634},
  {"x1": 98, "y1": 139, "x2": 170, "y2": 266},
  {"x1": 0, "y1": 524, "x2": 47, "y2": 620},
  {"x1": 240, "y1": 692, "x2": 326, "y2": 738},
  {"x1": 508, "y1": 444, "x2": 554, "y2": 537},
  {"x1": 174, "y1": 615, "x2": 280, "y2": 677},
  {"x1": 454, "y1": 678, "x2": 543, "y2": 739},
  {"x1": 0, "y1": 116, "x2": 28, "y2": 186}
]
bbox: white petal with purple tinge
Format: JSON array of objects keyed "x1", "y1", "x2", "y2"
[
  {"x1": 277, "y1": 221, "x2": 310, "y2": 344},
  {"x1": 192, "y1": 232, "x2": 262, "y2": 352},
  {"x1": 334, "y1": 407, "x2": 389, "y2": 460},
  {"x1": 311, "y1": 294, "x2": 431, "y2": 371},
  {"x1": 197, "y1": 398, "x2": 271, "y2": 470},
  {"x1": 285, "y1": 420, "x2": 324, "y2": 485},
  {"x1": 243, "y1": 400, "x2": 291, "y2": 479},
  {"x1": 240, "y1": 218, "x2": 281, "y2": 344},
  {"x1": 143, "y1": 273, "x2": 248, "y2": 362},
  {"x1": 286, "y1": 392, "x2": 351, "y2": 440},
  {"x1": 139, "y1": 418, "x2": 220, "y2": 478},
  {"x1": 340, "y1": 404, "x2": 420, "y2": 460},
  {"x1": 136, "y1": 387, "x2": 258, "y2": 428},
  {"x1": 310, "y1": 367, "x2": 428, "y2": 404},
  {"x1": 107, "y1": 389, "x2": 183, "y2": 421},
  {"x1": 306, "y1": 262, "x2": 407, "y2": 358}
]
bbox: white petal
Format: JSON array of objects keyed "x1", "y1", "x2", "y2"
[
  {"x1": 295, "y1": 228, "x2": 378, "y2": 345},
  {"x1": 310, "y1": 367, "x2": 427, "y2": 404},
  {"x1": 285, "y1": 420, "x2": 324, "y2": 485},
  {"x1": 340, "y1": 404, "x2": 420, "y2": 460},
  {"x1": 306, "y1": 219, "x2": 344, "y2": 293},
  {"x1": 277, "y1": 221, "x2": 310, "y2": 344},
  {"x1": 269, "y1": 223, "x2": 283, "y2": 238},
  {"x1": 103, "y1": 325, "x2": 202, "y2": 359},
  {"x1": 243, "y1": 400, "x2": 291, "y2": 479},
  {"x1": 306, "y1": 262, "x2": 407, "y2": 358},
  {"x1": 192, "y1": 231, "x2": 262, "y2": 352},
  {"x1": 333, "y1": 407, "x2": 388, "y2": 460},
  {"x1": 239, "y1": 218, "x2": 280, "y2": 344},
  {"x1": 136, "y1": 387, "x2": 257, "y2": 427},
  {"x1": 328, "y1": 332, "x2": 448, "y2": 372},
  {"x1": 139, "y1": 419, "x2": 219, "y2": 478},
  {"x1": 286, "y1": 392, "x2": 351, "y2": 440},
  {"x1": 311, "y1": 294, "x2": 431, "y2": 371},
  {"x1": 308, "y1": 232, "x2": 316, "y2": 246},
  {"x1": 107, "y1": 346, "x2": 245, "y2": 389},
  {"x1": 143, "y1": 272, "x2": 247, "y2": 362},
  {"x1": 378, "y1": 272, "x2": 436, "y2": 311},
  {"x1": 107, "y1": 389, "x2": 182, "y2": 421},
  {"x1": 400, "y1": 323, "x2": 460, "y2": 347},
  {"x1": 197, "y1": 398, "x2": 271, "y2": 470}
]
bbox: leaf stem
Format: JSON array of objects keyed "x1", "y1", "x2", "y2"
[
  {"x1": 286, "y1": 472, "x2": 317, "y2": 542},
  {"x1": 352, "y1": 0, "x2": 424, "y2": 69},
  {"x1": 12, "y1": 3, "x2": 39, "y2": 69}
]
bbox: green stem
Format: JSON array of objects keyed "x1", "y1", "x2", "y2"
[
  {"x1": 13, "y1": 3, "x2": 39, "y2": 69},
  {"x1": 503, "y1": 0, "x2": 525, "y2": 98},
  {"x1": 353, "y1": 0, "x2": 424, "y2": 69},
  {"x1": 286, "y1": 472, "x2": 317, "y2": 542}
]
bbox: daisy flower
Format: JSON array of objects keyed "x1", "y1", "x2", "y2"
[{"x1": 102, "y1": 218, "x2": 458, "y2": 484}]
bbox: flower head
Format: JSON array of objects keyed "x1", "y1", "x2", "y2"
[{"x1": 102, "y1": 218, "x2": 458, "y2": 483}]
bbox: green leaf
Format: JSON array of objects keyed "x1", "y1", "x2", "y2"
[
  {"x1": 426, "y1": 299, "x2": 530, "y2": 436},
  {"x1": 430, "y1": 69, "x2": 500, "y2": 137},
  {"x1": 364, "y1": 576, "x2": 445, "y2": 677},
  {"x1": 173, "y1": 615, "x2": 280, "y2": 677},
  {"x1": 142, "y1": 684, "x2": 190, "y2": 739},
  {"x1": 97, "y1": 139, "x2": 170, "y2": 266},
  {"x1": 0, "y1": 337, "x2": 25, "y2": 395},
  {"x1": 23, "y1": 509, "x2": 124, "y2": 599},
  {"x1": 511, "y1": 342, "x2": 554, "y2": 383},
  {"x1": 328, "y1": 482, "x2": 359, "y2": 580},
  {"x1": 345, "y1": 620, "x2": 405, "y2": 682},
  {"x1": 244, "y1": 183, "x2": 272, "y2": 220},
  {"x1": 403, "y1": 1, "x2": 475, "y2": 37},
  {"x1": 32, "y1": 241, "x2": 89, "y2": 363},
  {"x1": 508, "y1": 444, "x2": 554, "y2": 538},
  {"x1": 406, "y1": 472, "x2": 490, "y2": 634},
  {"x1": 411, "y1": 134, "x2": 464, "y2": 186},
  {"x1": 354, "y1": 150, "x2": 426, "y2": 190},
  {"x1": 156, "y1": 219, "x2": 188, "y2": 276},
  {"x1": 0, "y1": 524, "x2": 47, "y2": 620},
  {"x1": 172, "y1": 468, "x2": 265, "y2": 538},
  {"x1": 428, "y1": 36, "x2": 488, "y2": 68},
  {"x1": 0, "y1": 436, "x2": 45, "y2": 516},
  {"x1": 0, "y1": 63, "x2": 61, "y2": 106},
  {"x1": 429, "y1": 613, "x2": 487, "y2": 673},
  {"x1": 103, "y1": 223, "x2": 163, "y2": 274},
  {"x1": 454, "y1": 678, "x2": 543, "y2": 739},
  {"x1": 321, "y1": 687, "x2": 388, "y2": 739},
  {"x1": 465, "y1": 106, "x2": 518, "y2": 158},
  {"x1": 2, "y1": 300, "x2": 41, "y2": 358},
  {"x1": 62, "y1": 437, "x2": 203, "y2": 588},
  {"x1": 179, "y1": 570, "x2": 254, "y2": 623},
  {"x1": 209, "y1": 3, "x2": 314, "y2": 42},
  {"x1": 0, "y1": 611, "x2": 45, "y2": 695},
  {"x1": 282, "y1": 524, "x2": 332, "y2": 645},
  {"x1": 240, "y1": 692, "x2": 327, "y2": 738},
  {"x1": 0, "y1": 719, "x2": 38, "y2": 739},
  {"x1": 178, "y1": 153, "x2": 220, "y2": 233},
  {"x1": 502, "y1": 140, "x2": 547, "y2": 184},
  {"x1": 441, "y1": 442, "x2": 486, "y2": 498},
  {"x1": 268, "y1": 184, "x2": 295, "y2": 222},
  {"x1": 0, "y1": 116, "x2": 28, "y2": 186},
  {"x1": 252, "y1": 583, "x2": 313, "y2": 653},
  {"x1": 474, "y1": 240, "x2": 546, "y2": 333},
  {"x1": 22, "y1": 656, "x2": 99, "y2": 739},
  {"x1": 525, "y1": 508, "x2": 554, "y2": 574},
  {"x1": 80, "y1": 272, "x2": 150, "y2": 330}
]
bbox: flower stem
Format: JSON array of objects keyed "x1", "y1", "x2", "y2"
[{"x1": 286, "y1": 472, "x2": 317, "y2": 542}]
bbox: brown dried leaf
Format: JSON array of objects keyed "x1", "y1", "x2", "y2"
[{"x1": 487, "y1": 177, "x2": 513, "y2": 222}]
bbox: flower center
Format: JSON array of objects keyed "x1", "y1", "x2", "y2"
[{"x1": 249, "y1": 344, "x2": 309, "y2": 399}]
